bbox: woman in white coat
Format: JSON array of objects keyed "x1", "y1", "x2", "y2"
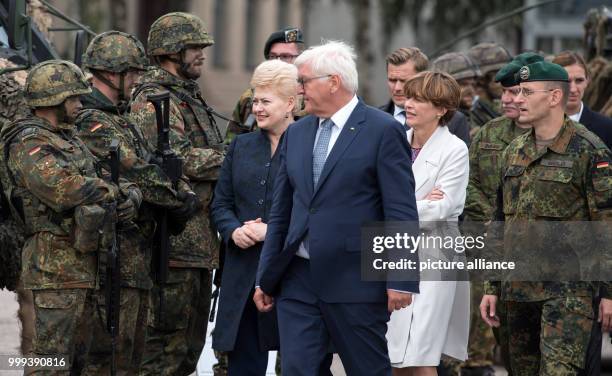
[{"x1": 387, "y1": 71, "x2": 470, "y2": 376}]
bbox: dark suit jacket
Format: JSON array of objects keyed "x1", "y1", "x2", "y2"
[
  {"x1": 379, "y1": 100, "x2": 471, "y2": 145},
  {"x1": 256, "y1": 100, "x2": 420, "y2": 303},
  {"x1": 211, "y1": 130, "x2": 281, "y2": 351},
  {"x1": 579, "y1": 105, "x2": 612, "y2": 150}
]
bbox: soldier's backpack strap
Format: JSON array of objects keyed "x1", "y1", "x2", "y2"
[
  {"x1": 0, "y1": 122, "x2": 44, "y2": 227},
  {"x1": 133, "y1": 82, "x2": 224, "y2": 146},
  {"x1": 574, "y1": 122, "x2": 608, "y2": 149}
]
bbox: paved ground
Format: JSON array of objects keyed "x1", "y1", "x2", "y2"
[{"x1": 2, "y1": 288, "x2": 612, "y2": 375}]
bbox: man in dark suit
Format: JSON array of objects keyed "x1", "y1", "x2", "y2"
[
  {"x1": 380, "y1": 47, "x2": 471, "y2": 145},
  {"x1": 553, "y1": 50, "x2": 612, "y2": 150},
  {"x1": 577, "y1": 105, "x2": 612, "y2": 149},
  {"x1": 254, "y1": 41, "x2": 420, "y2": 376}
]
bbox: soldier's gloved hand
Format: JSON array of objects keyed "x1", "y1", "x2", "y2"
[
  {"x1": 168, "y1": 191, "x2": 200, "y2": 223},
  {"x1": 117, "y1": 190, "x2": 140, "y2": 223}
]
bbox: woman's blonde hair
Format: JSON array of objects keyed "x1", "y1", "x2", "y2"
[
  {"x1": 403, "y1": 71, "x2": 460, "y2": 125},
  {"x1": 250, "y1": 59, "x2": 299, "y2": 101}
]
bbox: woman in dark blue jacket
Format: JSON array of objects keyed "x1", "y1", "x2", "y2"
[{"x1": 211, "y1": 59, "x2": 298, "y2": 375}]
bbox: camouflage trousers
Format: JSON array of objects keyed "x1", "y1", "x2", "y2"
[
  {"x1": 506, "y1": 296, "x2": 593, "y2": 376},
  {"x1": 139, "y1": 267, "x2": 212, "y2": 376},
  {"x1": 81, "y1": 287, "x2": 149, "y2": 375},
  {"x1": 25, "y1": 288, "x2": 96, "y2": 375}
]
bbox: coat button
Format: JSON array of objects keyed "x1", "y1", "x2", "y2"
[
  {"x1": 260, "y1": 179, "x2": 266, "y2": 185},
  {"x1": 310, "y1": 208, "x2": 317, "y2": 214},
  {"x1": 265, "y1": 162, "x2": 271, "y2": 167},
  {"x1": 258, "y1": 199, "x2": 264, "y2": 205}
]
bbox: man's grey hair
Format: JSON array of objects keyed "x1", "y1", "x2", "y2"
[{"x1": 294, "y1": 40, "x2": 358, "y2": 94}]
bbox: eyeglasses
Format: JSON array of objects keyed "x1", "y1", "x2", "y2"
[
  {"x1": 518, "y1": 87, "x2": 555, "y2": 97},
  {"x1": 267, "y1": 54, "x2": 299, "y2": 62},
  {"x1": 297, "y1": 75, "x2": 331, "y2": 88}
]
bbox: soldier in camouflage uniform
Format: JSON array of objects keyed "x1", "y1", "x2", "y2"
[
  {"x1": 467, "y1": 43, "x2": 512, "y2": 135},
  {"x1": 0, "y1": 58, "x2": 34, "y2": 359},
  {"x1": 129, "y1": 12, "x2": 225, "y2": 376},
  {"x1": 461, "y1": 53, "x2": 543, "y2": 376},
  {"x1": 75, "y1": 30, "x2": 197, "y2": 375},
  {"x1": 480, "y1": 61, "x2": 612, "y2": 375},
  {"x1": 225, "y1": 26, "x2": 305, "y2": 143},
  {"x1": 0, "y1": 60, "x2": 140, "y2": 375},
  {"x1": 431, "y1": 52, "x2": 481, "y2": 117},
  {"x1": 583, "y1": 6, "x2": 612, "y2": 118}
]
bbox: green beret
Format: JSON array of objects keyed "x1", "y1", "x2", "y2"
[
  {"x1": 263, "y1": 27, "x2": 304, "y2": 58},
  {"x1": 495, "y1": 52, "x2": 544, "y2": 87},
  {"x1": 516, "y1": 61, "x2": 569, "y2": 83}
]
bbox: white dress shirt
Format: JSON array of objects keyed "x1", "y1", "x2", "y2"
[
  {"x1": 568, "y1": 101, "x2": 584, "y2": 123},
  {"x1": 393, "y1": 104, "x2": 406, "y2": 125},
  {"x1": 296, "y1": 95, "x2": 360, "y2": 259}
]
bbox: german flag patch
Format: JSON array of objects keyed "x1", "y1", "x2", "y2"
[
  {"x1": 28, "y1": 146, "x2": 41, "y2": 156},
  {"x1": 596, "y1": 161, "x2": 610, "y2": 169},
  {"x1": 90, "y1": 123, "x2": 103, "y2": 133}
]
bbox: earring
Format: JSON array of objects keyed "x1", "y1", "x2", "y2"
[{"x1": 285, "y1": 113, "x2": 290, "y2": 119}]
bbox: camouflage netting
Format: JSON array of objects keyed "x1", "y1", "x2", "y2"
[
  {"x1": 0, "y1": 59, "x2": 27, "y2": 291},
  {"x1": 27, "y1": 0, "x2": 52, "y2": 41},
  {"x1": 0, "y1": 60, "x2": 29, "y2": 129}
]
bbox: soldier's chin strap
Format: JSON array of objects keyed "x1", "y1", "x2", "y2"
[
  {"x1": 54, "y1": 104, "x2": 70, "y2": 124},
  {"x1": 92, "y1": 71, "x2": 129, "y2": 114}
]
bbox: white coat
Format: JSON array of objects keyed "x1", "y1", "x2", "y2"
[{"x1": 387, "y1": 125, "x2": 471, "y2": 367}]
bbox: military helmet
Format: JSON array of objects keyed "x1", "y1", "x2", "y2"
[
  {"x1": 25, "y1": 60, "x2": 91, "y2": 108},
  {"x1": 467, "y1": 42, "x2": 512, "y2": 75},
  {"x1": 431, "y1": 52, "x2": 481, "y2": 81},
  {"x1": 82, "y1": 31, "x2": 148, "y2": 73},
  {"x1": 147, "y1": 12, "x2": 214, "y2": 56}
]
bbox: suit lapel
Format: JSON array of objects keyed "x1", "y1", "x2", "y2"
[
  {"x1": 303, "y1": 116, "x2": 318, "y2": 196},
  {"x1": 313, "y1": 102, "x2": 366, "y2": 196}
]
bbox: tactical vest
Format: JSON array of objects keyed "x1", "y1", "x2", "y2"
[
  {"x1": 133, "y1": 82, "x2": 224, "y2": 149},
  {"x1": 0, "y1": 118, "x2": 99, "y2": 237},
  {"x1": 78, "y1": 108, "x2": 154, "y2": 163}
]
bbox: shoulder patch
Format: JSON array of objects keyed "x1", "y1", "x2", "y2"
[
  {"x1": 90, "y1": 123, "x2": 103, "y2": 133},
  {"x1": 28, "y1": 146, "x2": 41, "y2": 156}
]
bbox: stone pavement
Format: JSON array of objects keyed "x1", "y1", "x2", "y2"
[{"x1": 2, "y1": 288, "x2": 612, "y2": 375}]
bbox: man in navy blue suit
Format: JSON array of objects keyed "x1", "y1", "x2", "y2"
[{"x1": 254, "y1": 40, "x2": 420, "y2": 376}]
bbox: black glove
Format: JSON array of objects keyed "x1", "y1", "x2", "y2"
[{"x1": 168, "y1": 191, "x2": 200, "y2": 223}]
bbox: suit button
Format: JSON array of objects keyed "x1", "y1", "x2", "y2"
[
  {"x1": 310, "y1": 208, "x2": 317, "y2": 214},
  {"x1": 260, "y1": 179, "x2": 266, "y2": 185},
  {"x1": 258, "y1": 199, "x2": 264, "y2": 205},
  {"x1": 265, "y1": 162, "x2": 271, "y2": 167}
]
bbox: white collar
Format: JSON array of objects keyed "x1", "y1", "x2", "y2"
[
  {"x1": 568, "y1": 101, "x2": 584, "y2": 123},
  {"x1": 319, "y1": 95, "x2": 359, "y2": 130},
  {"x1": 393, "y1": 104, "x2": 405, "y2": 117}
]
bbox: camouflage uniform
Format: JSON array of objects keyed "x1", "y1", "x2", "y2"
[
  {"x1": 484, "y1": 117, "x2": 612, "y2": 375},
  {"x1": 0, "y1": 60, "x2": 121, "y2": 375},
  {"x1": 467, "y1": 43, "x2": 512, "y2": 134},
  {"x1": 461, "y1": 116, "x2": 532, "y2": 375},
  {"x1": 129, "y1": 13, "x2": 224, "y2": 376},
  {"x1": 75, "y1": 30, "x2": 189, "y2": 375},
  {"x1": 224, "y1": 87, "x2": 256, "y2": 143}
]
